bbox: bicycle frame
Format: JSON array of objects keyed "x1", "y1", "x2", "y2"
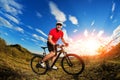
[
  {"x1": 49, "y1": 51, "x2": 62, "y2": 68},
  {"x1": 43, "y1": 45, "x2": 72, "y2": 69}
]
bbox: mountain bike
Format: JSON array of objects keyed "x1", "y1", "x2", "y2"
[{"x1": 30, "y1": 44, "x2": 85, "y2": 75}]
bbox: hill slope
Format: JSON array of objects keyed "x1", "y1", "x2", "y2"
[
  {"x1": 83, "y1": 43, "x2": 120, "y2": 80},
  {"x1": 0, "y1": 38, "x2": 120, "y2": 80},
  {"x1": 0, "y1": 38, "x2": 35, "y2": 80}
]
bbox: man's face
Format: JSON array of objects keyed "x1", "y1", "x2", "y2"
[{"x1": 56, "y1": 24, "x2": 62, "y2": 30}]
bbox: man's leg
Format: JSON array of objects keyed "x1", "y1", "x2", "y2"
[
  {"x1": 42, "y1": 51, "x2": 55, "y2": 62},
  {"x1": 50, "y1": 55, "x2": 58, "y2": 70},
  {"x1": 51, "y1": 55, "x2": 57, "y2": 63},
  {"x1": 38, "y1": 51, "x2": 55, "y2": 68}
]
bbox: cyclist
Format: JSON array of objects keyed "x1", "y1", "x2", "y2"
[{"x1": 39, "y1": 21, "x2": 68, "y2": 70}]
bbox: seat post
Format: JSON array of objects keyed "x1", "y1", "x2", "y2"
[
  {"x1": 43, "y1": 49, "x2": 46, "y2": 56},
  {"x1": 41, "y1": 47, "x2": 47, "y2": 56}
]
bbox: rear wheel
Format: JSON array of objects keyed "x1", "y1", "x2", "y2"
[
  {"x1": 31, "y1": 55, "x2": 47, "y2": 75},
  {"x1": 61, "y1": 54, "x2": 85, "y2": 75}
]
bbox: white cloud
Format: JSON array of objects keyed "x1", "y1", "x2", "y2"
[
  {"x1": 91, "y1": 20, "x2": 95, "y2": 27},
  {"x1": 35, "y1": 28, "x2": 48, "y2": 37},
  {"x1": 49, "y1": 1, "x2": 66, "y2": 22},
  {"x1": 73, "y1": 29, "x2": 78, "y2": 33},
  {"x1": 112, "y1": 3, "x2": 115, "y2": 12},
  {"x1": 112, "y1": 25, "x2": 120, "y2": 40},
  {"x1": 62, "y1": 29, "x2": 72, "y2": 43},
  {"x1": 14, "y1": 27, "x2": 24, "y2": 33},
  {"x1": 0, "y1": 0, "x2": 23, "y2": 16},
  {"x1": 113, "y1": 25, "x2": 120, "y2": 36},
  {"x1": 4, "y1": 32, "x2": 8, "y2": 36},
  {"x1": 84, "y1": 30, "x2": 88, "y2": 37},
  {"x1": 0, "y1": 16, "x2": 25, "y2": 33},
  {"x1": 5, "y1": 14, "x2": 19, "y2": 24},
  {"x1": 0, "y1": 0, "x2": 25, "y2": 34},
  {"x1": 31, "y1": 38, "x2": 38, "y2": 43},
  {"x1": 83, "y1": 29, "x2": 104, "y2": 38},
  {"x1": 110, "y1": 3, "x2": 115, "y2": 20},
  {"x1": 0, "y1": 17, "x2": 13, "y2": 28},
  {"x1": 69, "y1": 15, "x2": 78, "y2": 25},
  {"x1": 91, "y1": 29, "x2": 96, "y2": 36},
  {"x1": 27, "y1": 25, "x2": 33, "y2": 30},
  {"x1": 21, "y1": 38, "x2": 25, "y2": 41},
  {"x1": 97, "y1": 30, "x2": 104, "y2": 37},
  {"x1": 36, "y1": 12, "x2": 42, "y2": 18},
  {"x1": 112, "y1": 19, "x2": 117, "y2": 23},
  {"x1": 0, "y1": 31, "x2": 8, "y2": 36},
  {"x1": 110, "y1": 25, "x2": 120, "y2": 45},
  {"x1": 32, "y1": 34, "x2": 47, "y2": 42},
  {"x1": 110, "y1": 15, "x2": 113, "y2": 19}
]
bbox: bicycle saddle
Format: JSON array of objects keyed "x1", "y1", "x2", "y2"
[{"x1": 41, "y1": 46, "x2": 48, "y2": 49}]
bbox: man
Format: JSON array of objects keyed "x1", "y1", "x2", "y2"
[{"x1": 40, "y1": 21, "x2": 68, "y2": 70}]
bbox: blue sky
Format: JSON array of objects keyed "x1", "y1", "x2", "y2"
[{"x1": 0, "y1": 0, "x2": 120, "y2": 55}]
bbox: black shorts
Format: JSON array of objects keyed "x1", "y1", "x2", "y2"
[{"x1": 47, "y1": 41, "x2": 55, "y2": 52}]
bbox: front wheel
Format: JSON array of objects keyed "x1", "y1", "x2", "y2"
[
  {"x1": 30, "y1": 55, "x2": 47, "y2": 75},
  {"x1": 61, "y1": 54, "x2": 85, "y2": 75}
]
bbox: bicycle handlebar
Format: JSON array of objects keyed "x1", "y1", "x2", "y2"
[
  {"x1": 55, "y1": 44, "x2": 67, "y2": 53},
  {"x1": 55, "y1": 44, "x2": 65, "y2": 48}
]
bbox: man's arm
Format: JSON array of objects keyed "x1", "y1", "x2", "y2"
[
  {"x1": 48, "y1": 35, "x2": 55, "y2": 45},
  {"x1": 61, "y1": 37, "x2": 68, "y2": 46}
]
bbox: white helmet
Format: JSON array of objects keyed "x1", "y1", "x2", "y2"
[{"x1": 56, "y1": 21, "x2": 63, "y2": 26}]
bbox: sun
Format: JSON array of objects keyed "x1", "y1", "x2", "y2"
[
  {"x1": 65, "y1": 30, "x2": 108, "y2": 56},
  {"x1": 66, "y1": 37, "x2": 102, "y2": 56},
  {"x1": 83, "y1": 38, "x2": 100, "y2": 55},
  {"x1": 85, "y1": 38, "x2": 100, "y2": 51}
]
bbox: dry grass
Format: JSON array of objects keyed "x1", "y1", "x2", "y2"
[{"x1": 0, "y1": 38, "x2": 120, "y2": 80}]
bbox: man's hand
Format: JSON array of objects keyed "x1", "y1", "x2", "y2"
[
  {"x1": 55, "y1": 44, "x2": 59, "y2": 47},
  {"x1": 65, "y1": 43, "x2": 69, "y2": 47}
]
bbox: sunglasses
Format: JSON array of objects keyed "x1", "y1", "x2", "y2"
[{"x1": 56, "y1": 23, "x2": 62, "y2": 26}]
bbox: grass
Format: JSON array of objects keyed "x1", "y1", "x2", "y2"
[
  {"x1": 24, "y1": 56, "x2": 120, "y2": 80},
  {"x1": 0, "y1": 37, "x2": 120, "y2": 80},
  {"x1": 1, "y1": 52, "x2": 120, "y2": 80}
]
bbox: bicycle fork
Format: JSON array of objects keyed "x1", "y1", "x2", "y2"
[{"x1": 64, "y1": 53, "x2": 73, "y2": 67}]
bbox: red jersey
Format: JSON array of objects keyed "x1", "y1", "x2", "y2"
[{"x1": 49, "y1": 28, "x2": 63, "y2": 43}]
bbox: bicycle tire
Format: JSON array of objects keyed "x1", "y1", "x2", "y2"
[
  {"x1": 61, "y1": 54, "x2": 85, "y2": 75},
  {"x1": 30, "y1": 55, "x2": 47, "y2": 75}
]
